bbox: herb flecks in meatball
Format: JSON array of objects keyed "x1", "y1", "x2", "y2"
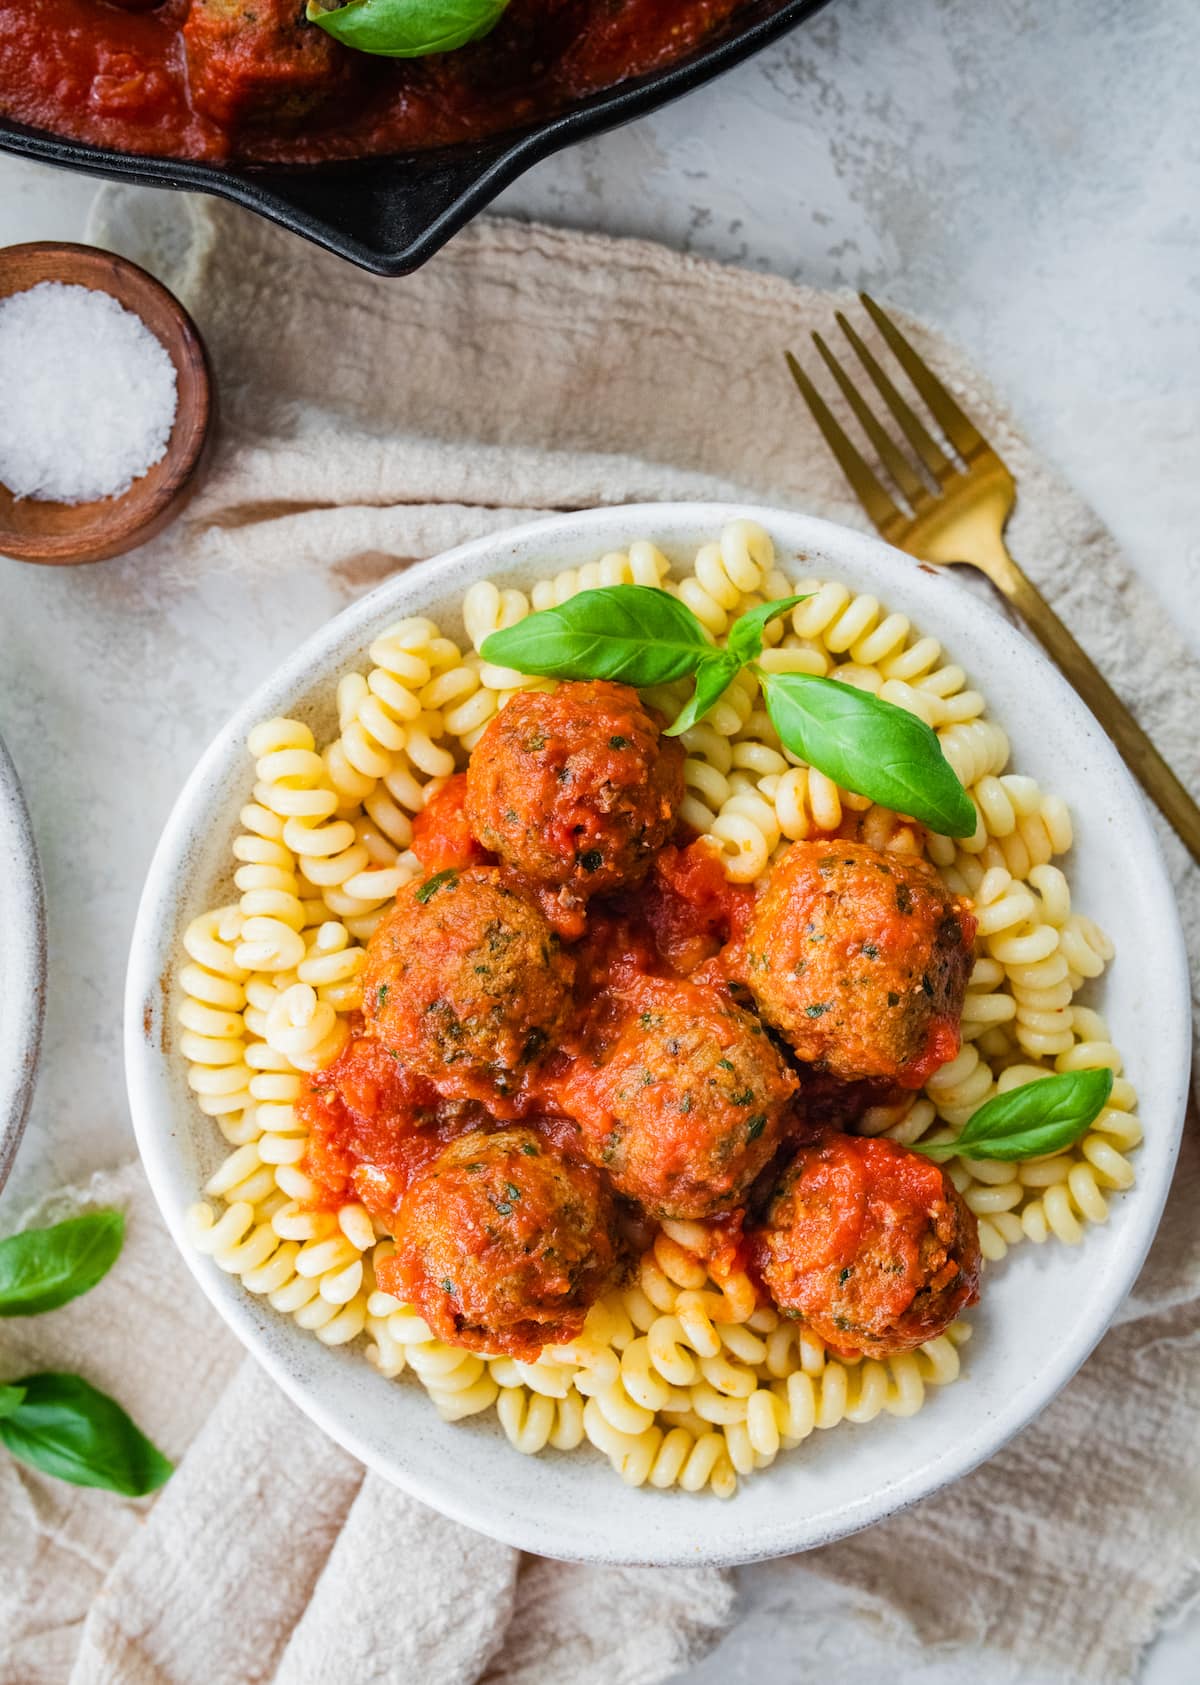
[
  {"x1": 362, "y1": 866, "x2": 572, "y2": 1103},
  {"x1": 558, "y1": 976, "x2": 797, "y2": 1219},
  {"x1": 740, "y1": 839, "x2": 976, "y2": 1088},
  {"x1": 750, "y1": 1133, "x2": 980, "y2": 1358},
  {"x1": 379, "y1": 1128, "x2": 621, "y2": 1360},
  {"x1": 465, "y1": 679, "x2": 685, "y2": 931}
]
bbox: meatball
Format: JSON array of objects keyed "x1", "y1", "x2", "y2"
[
  {"x1": 751, "y1": 1133, "x2": 980, "y2": 1358},
  {"x1": 362, "y1": 866, "x2": 572, "y2": 1101},
  {"x1": 183, "y1": 0, "x2": 355, "y2": 130},
  {"x1": 741, "y1": 840, "x2": 976, "y2": 1088},
  {"x1": 379, "y1": 1128, "x2": 621, "y2": 1359},
  {"x1": 465, "y1": 680, "x2": 685, "y2": 927},
  {"x1": 558, "y1": 976, "x2": 797, "y2": 1219}
]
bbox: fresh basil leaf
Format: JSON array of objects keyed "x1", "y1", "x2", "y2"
[
  {"x1": 0, "y1": 1212, "x2": 124, "y2": 1318},
  {"x1": 726, "y1": 595, "x2": 807, "y2": 666},
  {"x1": 914, "y1": 1068, "x2": 1115, "y2": 1163},
  {"x1": 0, "y1": 1384, "x2": 26, "y2": 1420},
  {"x1": 0, "y1": 1373, "x2": 172, "y2": 1496},
  {"x1": 480, "y1": 586, "x2": 713, "y2": 687},
  {"x1": 308, "y1": 0, "x2": 509, "y2": 57},
  {"x1": 758, "y1": 671, "x2": 976, "y2": 837},
  {"x1": 664, "y1": 652, "x2": 743, "y2": 737}
]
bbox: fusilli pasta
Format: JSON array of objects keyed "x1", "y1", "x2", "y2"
[{"x1": 178, "y1": 519, "x2": 1138, "y2": 1494}]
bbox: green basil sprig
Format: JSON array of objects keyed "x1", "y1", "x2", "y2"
[
  {"x1": 759, "y1": 671, "x2": 976, "y2": 840},
  {"x1": 0, "y1": 1373, "x2": 172, "y2": 1496},
  {"x1": 480, "y1": 585, "x2": 977, "y2": 836},
  {"x1": 663, "y1": 651, "x2": 743, "y2": 738},
  {"x1": 0, "y1": 1212, "x2": 125, "y2": 1317},
  {"x1": 664, "y1": 597, "x2": 804, "y2": 738},
  {"x1": 0, "y1": 1210, "x2": 172, "y2": 1496},
  {"x1": 308, "y1": 0, "x2": 510, "y2": 58},
  {"x1": 912, "y1": 1067, "x2": 1114, "y2": 1163},
  {"x1": 482, "y1": 585, "x2": 715, "y2": 686}
]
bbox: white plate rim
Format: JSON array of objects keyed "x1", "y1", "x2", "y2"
[
  {"x1": 0, "y1": 728, "x2": 46, "y2": 1193},
  {"x1": 124, "y1": 503, "x2": 1191, "y2": 1566}
]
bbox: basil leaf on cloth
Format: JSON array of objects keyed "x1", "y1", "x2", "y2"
[
  {"x1": 308, "y1": 0, "x2": 510, "y2": 57},
  {"x1": 914, "y1": 1068, "x2": 1115, "y2": 1162},
  {"x1": 758, "y1": 670, "x2": 977, "y2": 837},
  {"x1": 0, "y1": 1384, "x2": 26, "y2": 1420},
  {"x1": 0, "y1": 1372, "x2": 172, "y2": 1496},
  {"x1": 0, "y1": 1211, "x2": 125, "y2": 1317},
  {"x1": 481, "y1": 585, "x2": 714, "y2": 686}
]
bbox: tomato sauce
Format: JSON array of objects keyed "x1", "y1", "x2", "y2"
[
  {"x1": 298, "y1": 834, "x2": 756, "y2": 1219},
  {"x1": 410, "y1": 775, "x2": 492, "y2": 875},
  {"x1": 0, "y1": 0, "x2": 768, "y2": 164}
]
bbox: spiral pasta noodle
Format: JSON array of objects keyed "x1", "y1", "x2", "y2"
[{"x1": 179, "y1": 518, "x2": 1138, "y2": 1494}]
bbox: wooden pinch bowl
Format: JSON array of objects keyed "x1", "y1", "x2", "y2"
[{"x1": 0, "y1": 242, "x2": 213, "y2": 566}]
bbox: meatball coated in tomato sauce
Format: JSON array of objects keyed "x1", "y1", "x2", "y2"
[
  {"x1": 741, "y1": 840, "x2": 976, "y2": 1088},
  {"x1": 558, "y1": 976, "x2": 797, "y2": 1219},
  {"x1": 362, "y1": 867, "x2": 572, "y2": 1103},
  {"x1": 466, "y1": 681, "x2": 685, "y2": 932},
  {"x1": 378, "y1": 1128, "x2": 622, "y2": 1360},
  {"x1": 750, "y1": 1134, "x2": 980, "y2": 1359},
  {"x1": 182, "y1": 0, "x2": 356, "y2": 130}
]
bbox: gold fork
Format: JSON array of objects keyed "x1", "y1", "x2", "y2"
[{"x1": 786, "y1": 294, "x2": 1200, "y2": 863}]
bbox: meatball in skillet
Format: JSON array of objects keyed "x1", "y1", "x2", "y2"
[{"x1": 183, "y1": 0, "x2": 357, "y2": 130}]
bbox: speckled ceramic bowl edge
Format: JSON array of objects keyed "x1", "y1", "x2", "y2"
[
  {"x1": 0, "y1": 729, "x2": 46, "y2": 1193},
  {"x1": 123, "y1": 504, "x2": 1191, "y2": 1565}
]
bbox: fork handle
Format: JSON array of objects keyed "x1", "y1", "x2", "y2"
[{"x1": 987, "y1": 545, "x2": 1200, "y2": 862}]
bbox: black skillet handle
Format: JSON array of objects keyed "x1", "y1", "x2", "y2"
[{"x1": 239, "y1": 140, "x2": 521, "y2": 277}]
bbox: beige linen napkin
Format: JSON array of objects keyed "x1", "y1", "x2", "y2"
[
  {"x1": 1, "y1": 194, "x2": 1197, "y2": 1684},
  {"x1": 0, "y1": 1165, "x2": 732, "y2": 1685}
]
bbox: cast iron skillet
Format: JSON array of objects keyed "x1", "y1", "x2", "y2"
[{"x1": 0, "y1": 0, "x2": 829, "y2": 276}]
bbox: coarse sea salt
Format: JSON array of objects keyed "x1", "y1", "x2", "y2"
[{"x1": 0, "y1": 280, "x2": 178, "y2": 505}]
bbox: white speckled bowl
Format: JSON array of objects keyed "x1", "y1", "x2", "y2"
[
  {"x1": 125, "y1": 505, "x2": 1191, "y2": 1565},
  {"x1": 0, "y1": 728, "x2": 45, "y2": 1193}
]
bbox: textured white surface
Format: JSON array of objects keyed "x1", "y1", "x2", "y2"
[{"x1": 1, "y1": 0, "x2": 1198, "y2": 1674}]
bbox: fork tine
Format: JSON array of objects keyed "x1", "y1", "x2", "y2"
[
  {"x1": 859, "y1": 293, "x2": 987, "y2": 462},
  {"x1": 784, "y1": 352, "x2": 905, "y2": 533},
  {"x1": 812, "y1": 331, "x2": 927, "y2": 508},
  {"x1": 835, "y1": 312, "x2": 953, "y2": 482}
]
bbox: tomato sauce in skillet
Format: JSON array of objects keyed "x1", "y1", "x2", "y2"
[{"x1": 0, "y1": 0, "x2": 765, "y2": 164}]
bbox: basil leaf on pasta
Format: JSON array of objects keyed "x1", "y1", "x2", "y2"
[
  {"x1": 758, "y1": 671, "x2": 977, "y2": 838},
  {"x1": 0, "y1": 1212, "x2": 125, "y2": 1317},
  {"x1": 0, "y1": 1373, "x2": 172, "y2": 1496},
  {"x1": 725, "y1": 595, "x2": 806, "y2": 666},
  {"x1": 913, "y1": 1068, "x2": 1114, "y2": 1162},
  {"x1": 480, "y1": 586, "x2": 713, "y2": 686},
  {"x1": 663, "y1": 651, "x2": 743, "y2": 737},
  {"x1": 308, "y1": 0, "x2": 509, "y2": 57}
]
